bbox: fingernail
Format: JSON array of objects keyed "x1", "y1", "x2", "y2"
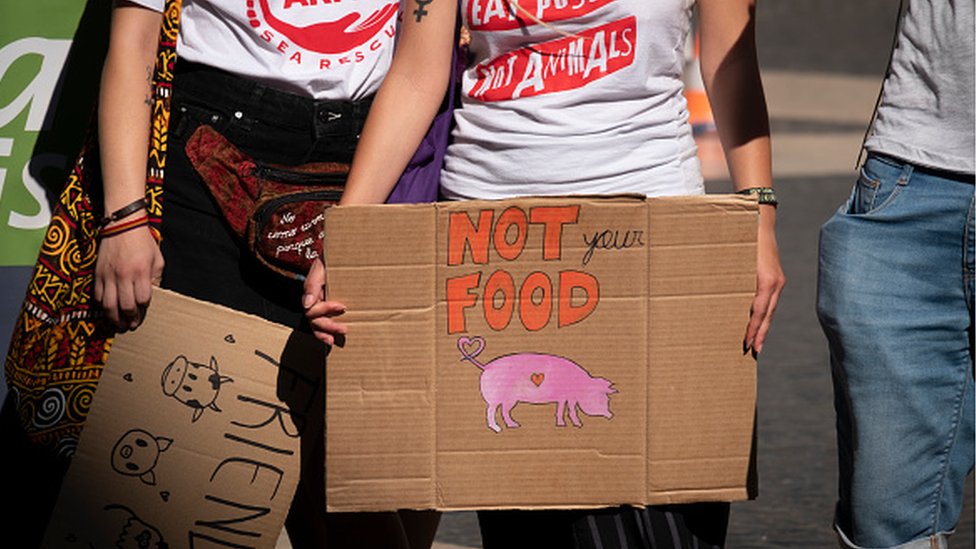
[{"x1": 302, "y1": 294, "x2": 315, "y2": 309}]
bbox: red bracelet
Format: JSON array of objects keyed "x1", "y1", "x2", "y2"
[{"x1": 100, "y1": 215, "x2": 149, "y2": 238}]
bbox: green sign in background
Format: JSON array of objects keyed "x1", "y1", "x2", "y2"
[{"x1": 0, "y1": 0, "x2": 110, "y2": 266}]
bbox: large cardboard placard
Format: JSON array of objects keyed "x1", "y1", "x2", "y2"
[
  {"x1": 323, "y1": 194, "x2": 759, "y2": 511},
  {"x1": 42, "y1": 289, "x2": 324, "y2": 549}
]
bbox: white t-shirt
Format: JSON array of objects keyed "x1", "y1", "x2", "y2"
[
  {"x1": 442, "y1": 0, "x2": 703, "y2": 200},
  {"x1": 865, "y1": 0, "x2": 975, "y2": 174},
  {"x1": 131, "y1": 0, "x2": 397, "y2": 99}
]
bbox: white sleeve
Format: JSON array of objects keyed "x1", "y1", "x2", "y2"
[{"x1": 122, "y1": 0, "x2": 165, "y2": 12}]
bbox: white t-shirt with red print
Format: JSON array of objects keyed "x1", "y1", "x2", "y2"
[
  {"x1": 131, "y1": 0, "x2": 397, "y2": 100},
  {"x1": 441, "y1": 0, "x2": 704, "y2": 199}
]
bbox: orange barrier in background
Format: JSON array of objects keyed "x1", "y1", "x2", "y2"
[{"x1": 683, "y1": 28, "x2": 716, "y2": 135}]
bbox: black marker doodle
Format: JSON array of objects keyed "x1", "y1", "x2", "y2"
[
  {"x1": 413, "y1": 0, "x2": 433, "y2": 21},
  {"x1": 161, "y1": 355, "x2": 233, "y2": 423},
  {"x1": 123, "y1": 373, "x2": 133, "y2": 382},
  {"x1": 111, "y1": 429, "x2": 172, "y2": 486},
  {"x1": 160, "y1": 491, "x2": 170, "y2": 502},
  {"x1": 224, "y1": 334, "x2": 236, "y2": 344},
  {"x1": 581, "y1": 228, "x2": 646, "y2": 266},
  {"x1": 104, "y1": 504, "x2": 169, "y2": 549}
]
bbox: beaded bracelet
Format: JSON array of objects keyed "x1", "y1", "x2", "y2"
[
  {"x1": 735, "y1": 187, "x2": 778, "y2": 207},
  {"x1": 100, "y1": 215, "x2": 149, "y2": 238},
  {"x1": 99, "y1": 198, "x2": 148, "y2": 227}
]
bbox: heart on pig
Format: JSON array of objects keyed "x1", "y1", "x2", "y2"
[{"x1": 531, "y1": 373, "x2": 545, "y2": 386}]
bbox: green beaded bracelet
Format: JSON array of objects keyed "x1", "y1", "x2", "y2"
[{"x1": 735, "y1": 187, "x2": 778, "y2": 207}]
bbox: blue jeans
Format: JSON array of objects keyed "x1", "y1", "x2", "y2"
[{"x1": 817, "y1": 153, "x2": 975, "y2": 548}]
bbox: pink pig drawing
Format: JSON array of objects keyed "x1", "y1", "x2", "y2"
[{"x1": 458, "y1": 336, "x2": 617, "y2": 433}]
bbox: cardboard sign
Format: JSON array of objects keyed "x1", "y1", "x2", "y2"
[
  {"x1": 42, "y1": 289, "x2": 324, "y2": 549},
  {"x1": 323, "y1": 194, "x2": 759, "y2": 511}
]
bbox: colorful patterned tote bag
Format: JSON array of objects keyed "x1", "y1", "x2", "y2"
[{"x1": 3, "y1": 0, "x2": 181, "y2": 457}]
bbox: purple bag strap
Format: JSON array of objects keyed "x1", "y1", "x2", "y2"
[{"x1": 385, "y1": 12, "x2": 463, "y2": 205}]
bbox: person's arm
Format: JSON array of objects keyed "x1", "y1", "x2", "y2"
[
  {"x1": 698, "y1": 0, "x2": 785, "y2": 354},
  {"x1": 338, "y1": 0, "x2": 457, "y2": 205},
  {"x1": 304, "y1": 0, "x2": 457, "y2": 342},
  {"x1": 94, "y1": 1, "x2": 165, "y2": 330}
]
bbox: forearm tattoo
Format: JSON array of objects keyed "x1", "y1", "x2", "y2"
[
  {"x1": 413, "y1": 0, "x2": 433, "y2": 22},
  {"x1": 143, "y1": 63, "x2": 153, "y2": 108}
]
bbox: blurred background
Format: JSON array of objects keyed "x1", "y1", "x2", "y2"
[{"x1": 0, "y1": 1, "x2": 971, "y2": 548}]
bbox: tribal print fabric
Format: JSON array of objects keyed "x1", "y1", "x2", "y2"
[{"x1": 3, "y1": 0, "x2": 181, "y2": 457}]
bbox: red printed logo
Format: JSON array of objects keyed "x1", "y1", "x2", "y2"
[
  {"x1": 248, "y1": 0, "x2": 398, "y2": 55},
  {"x1": 467, "y1": 0, "x2": 615, "y2": 32},
  {"x1": 469, "y1": 16, "x2": 635, "y2": 101}
]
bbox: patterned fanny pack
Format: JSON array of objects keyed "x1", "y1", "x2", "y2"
[{"x1": 184, "y1": 124, "x2": 345, "y2": 280}]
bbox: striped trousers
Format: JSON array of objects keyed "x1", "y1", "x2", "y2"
[{"x1": 478, "y1": 503, "x2": 729, "y2": 549}]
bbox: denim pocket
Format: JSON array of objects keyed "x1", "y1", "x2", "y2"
[{"x1": 846, "y1": 155, "x2": 906, "y2": 215}]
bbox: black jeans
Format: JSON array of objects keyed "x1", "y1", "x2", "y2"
[
  {"x1": 161, "y1": 60, "x2": 372, "y2": 327},
  {"x1": 161, "y1": 60, "x2": 371, "y2": 548}
]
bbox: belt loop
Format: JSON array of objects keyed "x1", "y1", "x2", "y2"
[
  {"x1": 248, "y1": 83, "x2": 265, "y2": 115},
  {"x1": 355, "y1": 97, "x2": 364, "y2": 120},
  {"x1": 353, "y1": 95, "x2": 373, "y2": 135},
  {"x1": 363, "y1": 95, "x2": 375, "y2": 120},
  {"x1": 898, "y1": 160, "x2": 913, "y2": 186}
]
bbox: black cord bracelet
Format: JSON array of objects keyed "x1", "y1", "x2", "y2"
[{"x1": 99, "y1": 198, "x2": 148, "y2": 227}]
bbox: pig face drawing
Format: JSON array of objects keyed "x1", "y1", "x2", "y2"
[
  {"x1": 111, "y1": 429, "x2": 172, "y2": 485},
  {"x1": 458, "y1": 336, "x2": 617, "y2": 433},
  {"x1": 161, "y1": 355, "x2": 233, "y2": 422}
]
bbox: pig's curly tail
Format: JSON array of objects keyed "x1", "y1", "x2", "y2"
[{"x1": 457, "y1": 336, "x2": 487, "y2": 369}]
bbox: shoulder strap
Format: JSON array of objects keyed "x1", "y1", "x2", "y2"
[{"x1": 145, "y1": 0, "x2": 182, "y2": 239}]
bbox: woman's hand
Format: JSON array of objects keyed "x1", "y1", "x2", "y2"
[
  {"x1": 744, "y1": 208, "x2": 785, "y2": 354},
  {"x1": 94, "y1": 227, "x2": 164, "y2": 330},
  {"x1": 303, "y1": 258, "x2": 348, "y2": 346}
]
